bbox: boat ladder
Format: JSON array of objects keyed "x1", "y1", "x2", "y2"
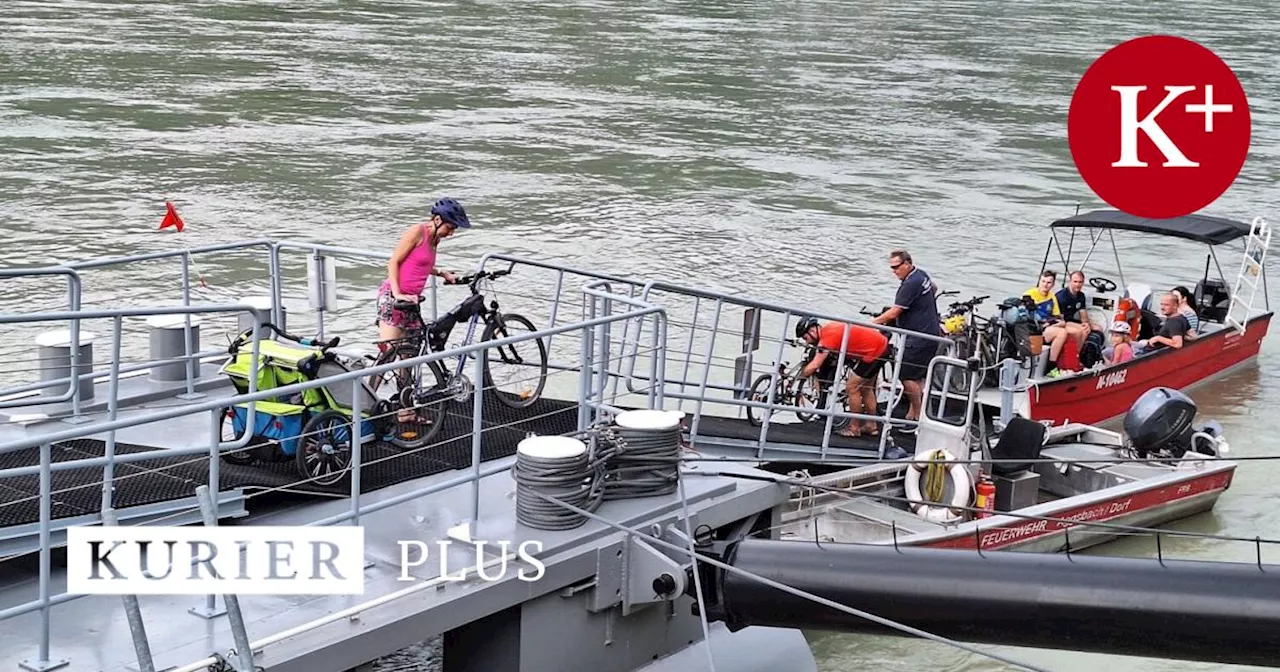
[{"x1": 1226, "y1": 216, "x2": 1271, "y2": 334}]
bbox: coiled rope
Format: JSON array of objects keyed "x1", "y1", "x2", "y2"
[
  {"x1": 603, "y1": 411, "x2": 682, "y2": 500},
  {"x1": 514, "y1": 433, "x2": 606, "y2": 530},
  {"x1": 514, "y1": 410, "x2": 684, "y2": 530}
]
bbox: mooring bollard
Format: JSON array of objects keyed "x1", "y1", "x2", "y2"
[
  {"x1": 236, "y1": 295, "x2": 285, "y2": 338},
  {"x1": 35, "y1": 328, "x2": 96, "y2": 402},
  {"x1": 145, "y1": 314, "x2": 201, "y2": 382}
]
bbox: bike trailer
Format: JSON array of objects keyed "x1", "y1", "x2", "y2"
[
  {"x1": 227, "y1": 400, "x2": 308, "y2": 456},
  {"x1": 219, "y1": 339, "x2": 328, "y2": 406}
]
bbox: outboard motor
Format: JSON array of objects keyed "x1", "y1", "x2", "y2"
[{"x1": 1123, "y1": 387, "x2": 1223, "y2": 458}]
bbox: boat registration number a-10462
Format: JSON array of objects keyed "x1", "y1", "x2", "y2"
[{"x1": 1096, "y1": 369, "x2": 1128, "y2": 389}]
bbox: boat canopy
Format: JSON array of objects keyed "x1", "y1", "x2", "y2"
[{"x1": 1050, "y1": 209, "x2": 1253, "y2": 246}]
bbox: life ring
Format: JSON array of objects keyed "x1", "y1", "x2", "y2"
[{"x1": 903, "y1": 449, "x2": 973, "y2": 523}]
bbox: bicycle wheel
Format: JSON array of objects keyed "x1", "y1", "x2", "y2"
[
  {"x1": 746, "y1": 374, "x2": 780, "y2": 427},
  {"x1": 481, "y1": 313, "x2": 548, "y2": 410},
  {"x1": 295, "y1": 409, "x2": 352, "y2": 487},
  {"x1": 793, "y1": 376, "x2": 823, "y2": 423},
  {"x1": 932, "y1": 336, "x2": 972, "y2": 395},
  {"x1": 800, "y1": 379, "x2": 851, "y2": 430},
  {"x1": 372, "y1": 344, "x2": 448, "y2": 450}
]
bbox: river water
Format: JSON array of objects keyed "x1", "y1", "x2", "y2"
[{"x1": 1, "y1": 1, "x2": 1278, "y2": 670}]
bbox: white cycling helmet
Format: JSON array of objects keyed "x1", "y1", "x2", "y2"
[{"x1": 1110, "y1": 321, "x2": 1131, "y2": 335}]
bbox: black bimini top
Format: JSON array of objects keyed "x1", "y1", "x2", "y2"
[{"x1": 1049, "y1": 209, "x2": 1253, "y2": 246}]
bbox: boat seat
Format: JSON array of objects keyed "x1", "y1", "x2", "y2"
[
  {"x1": 1125, "y1": 283, "x2": 1153, "y2": 312},
  {"x1": 1194, "y1": 278, "x2": 1230, "y2": 323},
  {"x1": 989, "y1": 416, "x2": 1047, "y2": 476}
]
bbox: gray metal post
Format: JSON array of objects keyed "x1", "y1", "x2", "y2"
[
  {"x1": 470, "y1": 347, "x2": 486, "y2": 522},
  {"x1": 190, "y1": 413, "x2": 227, "y2": 620},
  {"x1": 312, "y1": 249, "x2": 326, "y2": 341},
  {"x1": 688, "y1": 299, "x2": 724, "y2": 445},
  {"x1": 102, "y1": 508, "x2": 156, "y2": 672},
  {"x1": 596, "y1": 295, "x2": 611, "y2": 405},
  {"x1": 579, "y1": 296, "x2": 597, "y2": 430},
  {"x1": 350, "y1": 378, "x2": 363, "y2": 526},
  {"x1": 545, "y1": 269, "x2": 565, "y2": 357},
  {"x1": 678, "y1": 295, "x2": 701, "y2": 411},
  {"x1": 178, "y1": 252, "x2": 203, "y2": 400},
  {"x1": 102, "y1": 317, "x2": 123, "y2": 514},
  {"x1": 578, "y1": 318, "x2": 592, "y2": 431},
  {"x1": 20, "y1": 442, "x2": 68, "y2": 671},
  {"x1": 648, "y1": 312, "x2": 660, "y2": 407},
  {"x1": 755, "y1": 312, "x2": 792, "y2": 458},
  {"x1": 194, "y1": 486, "x2": 255, "y2": 672},
  {"x1": 68, "y1": 273, "x2": 84, "y2": 422},
  {"x1": 999, "y1": 358, "x2": 1017, "y2": 430},
  {"x1": 269, "y1": 244, "x2": 283, "y2": 328}
]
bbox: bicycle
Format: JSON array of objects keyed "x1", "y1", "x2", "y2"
[
  {"x1": 935, "y1": 294, "x2": 992, "y2": 393},
  {"x1": 745, "y1": 338, "x2": 825, "y2": 427},
  {"x1": 366, "y1": 262, "x2": 549, "y2": 449}
]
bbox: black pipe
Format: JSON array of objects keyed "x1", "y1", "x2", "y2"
[{"x1": 712, "y1": 539, "x2": 1280, "y2": 668}]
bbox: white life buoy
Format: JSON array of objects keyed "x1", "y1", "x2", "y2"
[{"x1": 903, "y1": 449, "x2": 974, "y2": 524}]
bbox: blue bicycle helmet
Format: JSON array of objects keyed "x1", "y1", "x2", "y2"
[
  {"x1": 795, "y1": 316, "x2": 819, "y2": 339},
  {"x1": 431, "y1": 198, "x2": 471, "y2": 228}
]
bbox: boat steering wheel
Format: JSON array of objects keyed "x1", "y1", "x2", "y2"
[{"x1": 1089, "y1": 276, "x2": 1117, "y2": 292}]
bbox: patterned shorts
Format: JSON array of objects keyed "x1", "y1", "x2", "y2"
[{"x1": 375, "y1": 284, "x2": 424, "y2": 331}]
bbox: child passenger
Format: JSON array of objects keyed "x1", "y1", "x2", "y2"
[{"x1": 1107, "y1": 321, "x2": 1134, "y2": 365}]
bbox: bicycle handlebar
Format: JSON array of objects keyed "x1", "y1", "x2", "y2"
[
  {"x1": 448, "y1": 260, "x2": 517, "y2": 290},
  {"x1": 390, "y1": 263, "x2": 517, "y2": 310},
  {"x1": 232, "y1": 323, "x2": 340, "y2": 352}
]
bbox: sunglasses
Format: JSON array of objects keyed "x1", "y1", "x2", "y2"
[{"x1": 889, "y1": 262, "x2": 904, "y2": 270}]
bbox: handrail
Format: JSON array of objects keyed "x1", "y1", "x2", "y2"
[
  {"x1": 613, "y1": 279, "x2": 956, "y2": 456},
  {"x1": 0, "y1": 304, "x2": 661, "y2": 456},
  {"x1": 2, "y1": 241, "x2": 276, "y2": 407},
  {"x1": 61, "y1": 239, "x2": 275, "y2": 271},
  {"x1": 637, "y1": 279, "x2": 955, "y2": 348},
  {"x1": 0, "y1": 266, "x2": 84, "y2": 411},
  {"x1": 0, "y1": 348, "x2": 224, "y2": 400},
  {"x1": 477, "y1": 252, "x2": 641, "y2": 286},
  {"x1": 272, "y1": 238, "x2": 442, "y2": 331}
]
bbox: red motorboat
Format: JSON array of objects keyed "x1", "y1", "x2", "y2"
[{"x1": 971, "y1": 209, "x2": 1272, "y2": 427}]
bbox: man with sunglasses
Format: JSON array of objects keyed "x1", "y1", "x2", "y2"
[{"x1": 870, "y1": 249, "x2": 941, "y2": 432}]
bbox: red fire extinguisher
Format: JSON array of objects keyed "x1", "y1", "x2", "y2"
[{"x1": 975, "y1": 475, "x2": 996, "y2": 519}]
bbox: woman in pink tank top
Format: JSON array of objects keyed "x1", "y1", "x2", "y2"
[{"x1": 375, "y1": 198, "x2": 471, "y2": 341}]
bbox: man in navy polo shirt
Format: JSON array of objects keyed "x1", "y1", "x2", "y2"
[
  {"x1": 872, "y1": 249, "x2": 941, "y2": 432},
  {"x1": 1054, "y1": 270, "x2": 1095, "y2": 364}
]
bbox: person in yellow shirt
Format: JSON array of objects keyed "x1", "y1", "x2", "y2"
[{"x1": 1023, "y1": 270, "x2": 1069, "y2": 376}]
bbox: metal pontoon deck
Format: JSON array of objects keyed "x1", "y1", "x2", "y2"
[{"x1": 0, "y1": 239, "x2": 1245, "y2": 672}]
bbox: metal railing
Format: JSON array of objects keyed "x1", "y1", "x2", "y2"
[
  {"x1": 601, "y1": 280, "x2": 960, "y2": 458},
  {"x1": 0, "y1": 277, "x2": 663, "y2": 670},
  {"x1": 0, "y1": 239, "x2": 451, "y2": 419}
]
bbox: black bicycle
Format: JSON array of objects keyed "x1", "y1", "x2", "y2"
[
  {"x1": 745, "y1": 338, "x2": 826, "y2": 427},
  {"x1": 366, "y1": 263, "x2": 549, "y2": 449}
]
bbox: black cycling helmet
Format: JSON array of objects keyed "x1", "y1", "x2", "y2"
[
  {"x1": 431, "y1": 198, "x2": 471, "y2": 228},
  {"x1": 795, "y1": 316, "x2": 819, "y2": 339}
]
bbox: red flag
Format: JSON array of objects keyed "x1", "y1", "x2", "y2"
[{"x1": 159, "y1": 201, "x2": 185, "y2": 232}]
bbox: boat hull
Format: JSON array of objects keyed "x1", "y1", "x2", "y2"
[
  {"x1": 916, "y1": 463, "x2": 1235, "y2": 553},
  {"x1": 1025, "y1": 313, "x2": 1271, "y2": 426}
]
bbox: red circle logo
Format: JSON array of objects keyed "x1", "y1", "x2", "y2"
[{"x1": 1068, "y1": 35, "x2": 1251, "y2": 220}]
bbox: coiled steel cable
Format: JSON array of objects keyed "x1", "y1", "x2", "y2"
[
  {"x1": 603, "y1": 422, "x2": 680, "y2": 500},
  {"x1": 514, "y1": 416, "x2": 683, "y2": 530},
  {"x1": 513, "y1": 431, "x2": 608, "y2": 530}
]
